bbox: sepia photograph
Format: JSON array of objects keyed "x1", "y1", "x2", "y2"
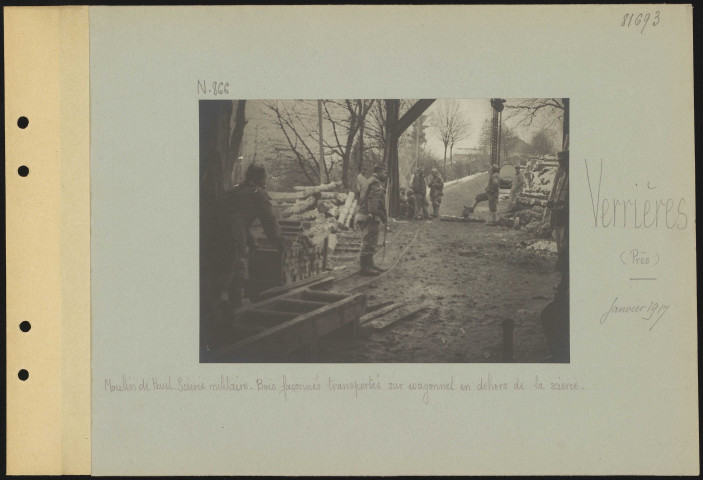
[{"x1": 199, "y1": 98, "x2": 569, "y2": 363}]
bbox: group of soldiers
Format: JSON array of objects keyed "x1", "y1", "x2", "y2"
[{"x1": 398, "y1": 167, "x2": 445, "y2": 220}]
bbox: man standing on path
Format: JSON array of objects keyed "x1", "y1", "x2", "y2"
[
  {"x1": 465, "y1": 164, "x2": 501, "y2": 224},
  {"x1": 427, "y1": 168, "x2": 444, "y2": 218},
  {"x1": 411, "y1": 167, "x2": 429, "y2": 220},
  {"x1": 355, "y1": 164, "x2": 388, "y2": 276}
]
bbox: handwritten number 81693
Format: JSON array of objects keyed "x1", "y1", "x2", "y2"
[{"x1": 622, "y1": 12, "x2": 660, "y2": 34}]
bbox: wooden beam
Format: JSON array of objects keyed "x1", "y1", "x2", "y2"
[
  {"x1": 393, "y1": 99, "x2": 435, "y2": 137},
  {"x1": 359, "y1": 302, "x2": 404, "y2": 324},
  {"x1": 212, "y1": 293, "x2": 367, "y2": 361},
  {"x1": 363, "y1": 305, "x2": 426, "y2": 330},
  {"x1": 256, "y1": 272, "x2": 331, "y2": 301}
]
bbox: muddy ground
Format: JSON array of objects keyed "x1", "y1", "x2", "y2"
[{"x1": 305, "y1": 172, "x2": 562, "y2": 363}]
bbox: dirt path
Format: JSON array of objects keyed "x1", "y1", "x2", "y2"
[{"x1": 306, "y1": 173, "x2": 560, "y2": 363}]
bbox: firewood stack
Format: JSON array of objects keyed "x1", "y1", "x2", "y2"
[
  {"x1": 246, "y1": 181, "x2": 358, "y2": 298},
  {"x1": 516, "y1": 158, "x2": 559, "y2": 208}
]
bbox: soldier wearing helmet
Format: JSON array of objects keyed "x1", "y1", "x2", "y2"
[{"x1": 465, "y1": 164, "x2": 501, "y2": 224}]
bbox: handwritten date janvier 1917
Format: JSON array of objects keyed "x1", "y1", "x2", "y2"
[
  {"x1": 621, "y1": 12, "x2": 660, "y2": 34},
  {"x1": 600, "y1": 297, "x2": 670, "y2": 332}
]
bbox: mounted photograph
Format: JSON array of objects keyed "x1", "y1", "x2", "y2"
[{"x1": 199, "y1": 98, "x2": 569, "y2": 363}]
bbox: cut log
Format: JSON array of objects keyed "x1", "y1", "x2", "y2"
[
  {"x1": 337, "y1": 192, "x2": 356, "y2": 226},
  {"x1": 269, "y1": 190, "x2": 310, "y2": 201},
  {"x1": 293, "y1": 181, "x2": 341, "y2": 193},
  {"x1": 271, "y1": 198, "x2": 299, "y2": 205},
  {"x1": 285, "y1": 211, "x2": 320, "y2": 222},
  {"x1": 363, "y1": 305, "x2": 426, "y2": 330},
  {"x1": 343, "y1": 199, "x2": 357, "y2": 228},
  {"x1": 320, "y1": 192, "x2": 347, "y2": 202},
  {"x1": 281, "y1": 196, "x2": 316, "y2": 217}
]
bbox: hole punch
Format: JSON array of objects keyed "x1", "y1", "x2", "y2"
[
  {"x1": 18, "y1": 166, "x2": 29, "y2": 177},
  {"x1": 17, "y1": 116, "x2": 29, "y2": 129},
  {"x1": 18, "y1": 369, "x2": 29, "y2": 381},
  {"x1": 20, "y1": 321, "x2": 31, "y2": 332}
]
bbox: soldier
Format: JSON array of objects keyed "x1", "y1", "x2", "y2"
[
  {"x1": 214, "y1": 163, "x2": 285, "y2": 321},
  {"x1": 465, "y1": 164, "x2": 501, "y2": 224},
  {"x1": 355, "y1": 164, "x2": 388, "y2": 276},
  {"x1": 399, "y1": 187, "x2": 410, "y2": 220},
  {"x1": 427, "y1": 168, "x2": 444, "y2": 218},
  {"x1": 405, "y1": 188, "x2": 416, "y2": 220},
  {"x1": 411, "y1": 167, "x2": 429, "y2": 220},
  {"x1": 508, "y1": 164, "x2": 527, "y2": 211}
]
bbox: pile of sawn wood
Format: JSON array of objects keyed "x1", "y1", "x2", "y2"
[{"x1": 252, "y1": 181, "x2": 357, "y2": 254}]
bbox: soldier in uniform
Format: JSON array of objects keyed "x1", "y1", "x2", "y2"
[
  {"x1": 465, "y1": 164, "x2": 501, "y2": 224},
  {"x1": 355, "y1": 164, "x2": 388, "y2": 276},
  {"x1": 214, "y1": 163, "x2": 285, "y2": 321},
  {"x1": 405, "y1": 188, "x2": 416, "y2": 220},
  {"x1": 541, "y1": 150, "x2": 569, "y2": 362},
  {"x1": 411, "y1": 168, "x2": 429, "y2": 220},
  {"x1": 427, "y1": 168, "x2": 445, "y2": 218},
  {"x1": 399, "y1": 187, "x2": 410, "y2": 220}
]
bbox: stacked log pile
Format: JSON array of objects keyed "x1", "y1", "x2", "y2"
[
  {"x1": 268, "y1": 181, "x2": 360, "y2": 240},
  {"x1": 497, "y1": 159, "x2": 561, "y2": 236},
  {"x1": 516, "y1": 162, "x2": 558, "y2": 208},
  {"x1": 245, "y1": 181, "x2": 362, "y2": 296}
]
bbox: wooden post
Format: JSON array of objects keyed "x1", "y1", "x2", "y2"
[
  {"x1": 383, "y1": 99, "x2": 436, "y2": 217},
  {"x1": 384, "y1": 99, "x2": 400, "y2": 217}
]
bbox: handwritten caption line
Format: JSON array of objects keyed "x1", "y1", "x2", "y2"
[{"x1": 103, "y1": 374, "x2": 583, "y2": 405}]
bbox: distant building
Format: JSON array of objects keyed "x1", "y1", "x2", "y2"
[{"x1": 452, "y1": 146, "x2": 483, "y2": 164}]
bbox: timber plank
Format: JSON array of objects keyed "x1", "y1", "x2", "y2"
[
  {"x1": 363, "y1": 305, "x2": 426, "y2": 330},
  {"x1": 359, "y1": 303, "x2": 403, "y2": 324},
  {"x1": 213, "y1": 293, "x2": 366, "y2": 361}
]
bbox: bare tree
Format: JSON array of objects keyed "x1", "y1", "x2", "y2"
[
  {"x1": 499, "y1": 126, "x2": 521, "y2": 162},
  {"x1": 449, "y1": 114, "x2": 472, "y2": 164},
  {"x1": 366, "y1": 99, "x2": 415, "y2": 156},
  {"x1": 478, "y1": 118, "x2": 492, "y2": 157},
  {"x1": 429, "y1": 100, "x2": 471, "y2": 168},
  {"x1": 530, "y1": 129, "x2": 555, "y2": 155},
  {"x1": 321, "y1": 99, "x2": 374, "y2": 188},
  {"x1": 263, "y1": 100, "x2": 329, "y2": 186},
  {"x1": 263, "y1": 99, "x2": 375, "y2": 189},
  {"x1": 504, "y1": 98, "x2": 565, "y2": 130}
]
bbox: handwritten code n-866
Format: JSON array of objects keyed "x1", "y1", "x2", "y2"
[{"x1": 622, "y1": 12, "x2": 660, "y2": 33}]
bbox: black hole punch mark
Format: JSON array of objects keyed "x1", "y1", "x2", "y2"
[
  {"x1": 18, "y1": 369, "x2": 29, "y2": 381},
  {"x1": 20, "y1": 321, "x2": 31, "y2": 332},
  {"x1": 17, "y1": 116, "x2": 29, "y2": 129},
  {"x1": 18, "y1": 166, "x2": 29, "y2": 177}
]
